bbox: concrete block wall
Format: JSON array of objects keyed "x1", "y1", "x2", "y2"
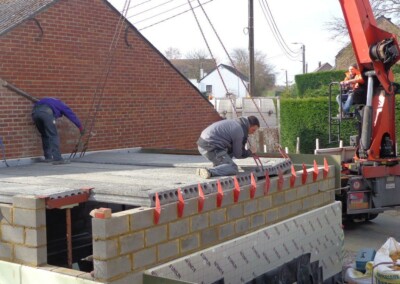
[
  {"x1": 91, "y1": 165, "x2": 336, "y2": 283},
  {"x1": 0, "y1": 195, "x2": 97, "y2": 283},
  {"x1": 0, "y1": 195, "x2": 47, "y2": 266}
]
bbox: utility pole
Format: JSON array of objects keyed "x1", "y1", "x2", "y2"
[
  {"x1": 292, "y1": 42, "x2": 306, "y2": 74},
  {"x1": 301, "y1": 44, "x2": 306, "y2": 74},
  {"x1": 249, "y1": 0, "x2": 255, "y2": 97},
  {"x1": 284, "y1": 70, "x2": 288, "y2": 89},
  {"x1": 281, "y1": 69, "x2": 288, "y2": 89}
]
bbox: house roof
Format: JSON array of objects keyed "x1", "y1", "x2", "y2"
[
  {"x1": 313, "y1": 62, "x2": 333, "y2": 72},
  {"x1": 0, "y1": 0, "x2": 58, "y2": 36},
  {"x1": 335, "y1": 16, "x2": 400, "y2": 70},
  {"x1": 201, "y1": 63, "x2": 249, "y2": 82},
  {"x1": 169, "y1": 59, "x2": 216, "y2": 80}
]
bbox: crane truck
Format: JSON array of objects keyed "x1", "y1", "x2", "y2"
[{"x1": 322, "y1": 0, "x2": 400, "y2": 221}]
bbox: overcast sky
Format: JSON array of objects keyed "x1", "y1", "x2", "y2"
[{"x1": 108, "y1": 0, "x2": 349, "y2": 85}]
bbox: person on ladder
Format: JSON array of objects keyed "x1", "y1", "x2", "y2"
[
  {"x1": 32, "y1": 98, "x2": 84, "y2": 165},
  {"x1": 336, "y1": 64, "x2": 365, "y2": 118}
]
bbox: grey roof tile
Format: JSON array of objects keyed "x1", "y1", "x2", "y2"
[{"x1": 0, "y1": 0, "x2": 57, "y2": 36}]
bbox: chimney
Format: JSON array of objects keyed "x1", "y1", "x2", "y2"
[{"x1": 318, "y1": 61, "x2": 321, "y2": 67}]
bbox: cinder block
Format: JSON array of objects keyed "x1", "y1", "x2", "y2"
[
  {"x1": 180, "y1": 233, "x2": 199, "y2": 253},
  {"x1": 157, "y1": 240, "x2": 179, "y2": 261},
  {"x1": 271, "y1": 192, "x2": 285, "y2": 207},
  {"x1": 158, "y1": 203, "x2": 178, "y2": 225},
  {"x1": 265, "y1": 208, "x2": 278, "y2": 224},
  {"x1": 327, "y1": 165, "x2": 335, "y2": 178},
  {"x1": 218, "y1": 222, "x2": 234, "y2": 240},
  {"x1": 284, "y1": 189, "x2": 297, "y2": 203},
  {"x1": 226, "y1": 204, "x2": 243, "y2": 221},
  {"x1": 133, "y1": 247, "x2": 156, "y2": 270},
  {"x1": 93, "y1": 238, "x2": 119, "y2": 260},
  {"x1": 92, "y1": 214, "x2": 129, "y2": 239},
  {"x1": 251, "y1": 213, "x2": 265, "y2": 228},
  {"x1": 94, "y1": 255, "x2": 131, "y2": 280},
  {"x1": 328, "y1": 177, "x2": 336, "y2": 191},
  {"x1": 181, "y1": 198, "x2": 199, "y2": 218},
  {"x1": 290, "y1": 200, "x2": 303, "y2": 216},
  {"x1": 243, "y1": 200, "x2": 257, "y2": 216},
  {"x1": 1, "y1": 224, "x2": 24, "y2": 244},
  {"x1": 120, "y1": 231, "x2": 144, "y2": 255},
  {"x1": 190, "y1": 213, "x2": 209, "y2": 232},
  {"x1": 14, "y1": 245, "x2": 47, "y2": 266},
  {"x1": 253, "y1": 183, "x2": 265, "y2": 199},
  {"x1": 145, "y1": 225, "x2": 167, "y2": 246},
  {"x1": 0, "y1": 242, "x2": 13, "y2": 260},
  {"x1": 202, "y1": 194, "x2": 217, "y2": 212},
  {"x1": 13, "y1": 208, "x2": 45, "y2": 228},
  {"x1": 268, "y1": 177, "x2": 278, "y2": 194},
  {"x1": 25, "y1": 227, "x2": 47, "y2": 247},
  {"x1": 319, "y1": 180, "x2": 329, "y2": 192},
  {"x1": 313, "y1": 193, "x2": 324, "y2": 207},
  {"x1": 237, "y1": 185, "x2": 250, "y2": 202},
  {"x1": 291, "y1": 172, "x2": 302, "y2": 187},
  {"x1": 302, "y1": 197, "x2": 313, "y2": 210},
  {"x1": 297, "y1": 185, "x2": 308, "y2": 199},
  {"x1": 0, "y1": 204, "x2": 12, "y2": 224},
  {"x1": 221, "y1": 190, "x2": 234, "y2": 207},
  {"x1": 169, "y1": 219, "x2": 189, "y2": 239},
  {"x1": 258, "y1": 196, "x2": 272, "y2": 211},
  {"x1": 235, "y1": 217, "x2": 250, "y2": 234},
  {"x1": 129, "y1": 207, "x2": 154, "y2": 231},
  {"x1": 200, "y1": 227, "x2": 218, "y2": 247},
  {"x1": 324, "y1": 190, "x2": 335, "y2": 203},
  {"x1": 12, "y1": 195, "x2": 45, "y2": 210},
  {"x1": 52, "y1": 267, "x2": 86, "y2": 277},
  {"x1": 281, "y1": 175, "x2": 290, "y2": 191},
  {"x1": 209, "y1": 209, "x2": 226, "y2": 226},
  {"x1": 278, "y1": 205, "x2": 290, "y2": 219},
  {"x1": 101, "y1": 271, "x2": 142, "y2": 284}
]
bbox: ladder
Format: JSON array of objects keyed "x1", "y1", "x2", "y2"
[{"x1": 328, "y1": 82, "x2": 341, "y2": 144}]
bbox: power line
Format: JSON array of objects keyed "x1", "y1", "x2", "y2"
[
  {"x1": 130, "y1": 0, "x2": 207, "y2": 23},
  {"x1": 258, "y1": 0, "x2": 301, "y2": 61},
  {"x1": 136, "y1": 0, "x2": 214, "y2": 30},
  {"x1": 130, "y1": 0, "x2": 174, "y2": 18}
]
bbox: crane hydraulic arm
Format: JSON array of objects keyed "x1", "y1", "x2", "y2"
[{"x1": 339, "y1": 0, "x2": 400, "y2": 160}]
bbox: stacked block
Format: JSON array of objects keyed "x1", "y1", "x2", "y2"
[
  {"x1": 91, "y1": 165, "x2": 336, "y2": 283},
  {"x1": 0, "y1": 195, "x2": 47, "y2": 266}
]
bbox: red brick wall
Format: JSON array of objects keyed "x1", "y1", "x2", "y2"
[{"x1": 0, "y1": 0, "x2": 220, "y2": 159}]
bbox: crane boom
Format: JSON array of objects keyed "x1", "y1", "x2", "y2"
[{"x1": 339, "y1": 0, "x2": 400, "y2": 160}]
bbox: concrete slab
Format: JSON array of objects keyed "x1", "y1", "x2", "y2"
[{"x1": 0, "y1": 148, "x2": 288, "y2": 207}]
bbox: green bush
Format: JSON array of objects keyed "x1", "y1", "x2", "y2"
[
  {"x1": 280, "y1": 97, "x2": 360, "y2": 154},
  {"x1": 280, "y1": 96, "x2": 400, "y2": 154},
  {"x1": 278, "y1": 67, "x2": 400, "y2": 154},
  {"x1": 295, "y1": 71, "x2": 344, "y2": 97}
]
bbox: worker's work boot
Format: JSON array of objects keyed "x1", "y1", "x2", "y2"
[
  {"x1": 52, "y1": 159, "x2": 71, "y2": 165},
  {"x1": 196, "y1": 168, "x2": 211, "y2": 179}
]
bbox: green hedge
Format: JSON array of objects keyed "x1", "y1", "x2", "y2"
[
  {"x1": 295, "y1": 70, "x2": 344, "y2": 97},
  {"x1": 280, "y1": 96, "x2": 400, "y2": 154}
]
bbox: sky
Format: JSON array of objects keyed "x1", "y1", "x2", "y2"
[{"x1": 108, "y1": 0, "x2": 349, "y2": 85}]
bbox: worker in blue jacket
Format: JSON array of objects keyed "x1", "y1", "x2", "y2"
[
  {"x1": 196, "y1": 116, "x2": 259, "y2": 178},
  {"x1": 32, "y1": 98, "x2": 84, "y2": 165}
]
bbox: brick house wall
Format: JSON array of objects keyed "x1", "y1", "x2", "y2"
[{"x1": 0, "y1": 0, "x2": 220, "y2": 159}]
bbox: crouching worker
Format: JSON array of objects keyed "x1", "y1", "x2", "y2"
[
  {"x1": 32, "y1": 98, "x2": 84, "y2": 165},
  {"x1": 196, "y1": 116, "x2": 260, "y2": 179}
]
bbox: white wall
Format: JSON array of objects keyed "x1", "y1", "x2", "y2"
[{"x1": 200, "y1": 66, "x2": 248, "y2": 98}]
